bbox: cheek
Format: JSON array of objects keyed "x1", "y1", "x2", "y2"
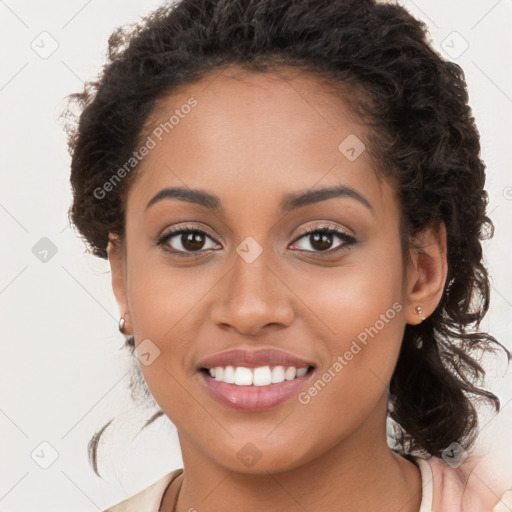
[
  {"x1": 290, "y1": 238, "x2": 405, "y2": 347},
  {"x1": 294, "y1": 295, "x2": 405, "y2": 451},
  {"x1": 292, "y1": 241, "x2": 406, "y2": 402},
  {"x1": 125, "y1": 255, "x2": 209, "y2": 340},
  {"x1": 298, "y1": 293, "x2": 405, "y2": 409}
]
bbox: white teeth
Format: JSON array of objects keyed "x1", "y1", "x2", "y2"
[
  {"x1": 234, "y1": 366, "x2": 253, "y2": 386},
  {"x1": 253, "y1": 366, "x2": 272, "y2": 386},
  {"x1": 285, "y1": 366, "x2": 297, "y2": 380},
  {"x1": 296, "y1": 367, "x2": 308, "y2": 377},
  {"x1": 223, "y1": 365, "x2": 235, "y2": 384},
  {"x1": 271, "y1": 366, "x2": 285, "y2": 383},
  {"x1": 207, "y1": 365, "x2": 309, "y2": 386}
]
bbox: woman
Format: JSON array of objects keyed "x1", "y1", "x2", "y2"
[{"x1": 64, "y1": 0, "x2": 511, "y2": 510}]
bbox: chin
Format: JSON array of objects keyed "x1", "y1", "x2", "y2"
[{"x1": 210, "y1": 437, "x2": 315, "y2": 475}]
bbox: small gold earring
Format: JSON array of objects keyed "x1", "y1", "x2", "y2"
[
  {"x1": 119, "y1": 313, "x2": 129, "y2": 334},
  {"x1": 415, "y1": 306, "x2": 426, "y2": 321}
]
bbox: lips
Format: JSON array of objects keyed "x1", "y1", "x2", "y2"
[
  {"x1": 196, "y1": 348, "x2": 316, "y2": 411},
  {"x1": 196, "y1": 348, "x2": 315, "y2": 370}
]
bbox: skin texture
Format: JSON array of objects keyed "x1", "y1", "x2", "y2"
[{"x1": 107, "y1": 66, "x2": 448, "y2": 512}]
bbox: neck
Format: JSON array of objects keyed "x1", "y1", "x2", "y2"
[{"x1": 169, "y1": 401, "x2": 422, "y2": 512}]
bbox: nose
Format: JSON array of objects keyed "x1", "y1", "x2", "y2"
[{"x1": 210, "y1": 248, "x2": 294, "y2": 336}]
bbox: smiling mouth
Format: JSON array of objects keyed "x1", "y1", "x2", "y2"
[
  {"x1": 199, "y1": 364, "x2": 315, "y2": 386},
  {"x1": 198, "y1": 364, "x2": 316, "y2": 411}
]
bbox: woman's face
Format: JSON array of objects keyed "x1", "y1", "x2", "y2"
[{"x1": 108, "y1": 66, "x2": 438, "y2": 473}]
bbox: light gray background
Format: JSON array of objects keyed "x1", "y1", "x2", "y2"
[{"x1": 1, "y1": 1, "x2": 511, "y2": 510}]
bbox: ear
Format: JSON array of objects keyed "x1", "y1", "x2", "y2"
[
  {"x1": 403, "y1": 220, "x2": 448, "y2": 325},
  {"x1": 107, "y1": 233, "x2": 132, "y2": 335}
]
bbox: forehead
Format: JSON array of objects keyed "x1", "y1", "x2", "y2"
[{"x1": 126, "y1": 65, "x2": 396, "y2": 219}]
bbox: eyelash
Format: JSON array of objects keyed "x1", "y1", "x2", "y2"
[{"x1": 156, "y1": 224, "x2": 357, "y2": 258}]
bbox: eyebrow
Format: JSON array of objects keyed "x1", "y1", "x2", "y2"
[{"x1": 144, "y1": 184, "x2": 374, "y2": 214}]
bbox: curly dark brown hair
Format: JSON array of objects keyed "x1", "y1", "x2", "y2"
[{"x1": 63, "y1": 0, "x2": 510, "y2": 477}]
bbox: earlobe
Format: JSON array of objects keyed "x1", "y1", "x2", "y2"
[
  {"x1": 107, "y1": 234, "x2": 132, "y2": 335},
  {"x1": 415, "y1": 305, "x2": 426, "y2": 321},
  {"x1": 404, "y1": 221, "x2": 448, "y2": 325}
]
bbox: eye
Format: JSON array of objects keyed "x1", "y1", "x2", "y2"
[
  {"x1": 157, "y1": 225, "x2": 221, "y2": 256},
  {"x1": 290, "y1": 225, "x2": 356, "y2": 255},
  {"x1": 156, "y1": 223, "x2": 357, "y2": 257}
]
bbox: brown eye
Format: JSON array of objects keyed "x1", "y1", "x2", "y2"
[
  {"x1": 291, "y1": 226, "x2": 356, "y2": 254},
  {"x1": 180, "y1": 231, "x2": 207, "y2": 251},
  {"x1": 157, "y1": 227, "x2": 220, "y2": 255}
]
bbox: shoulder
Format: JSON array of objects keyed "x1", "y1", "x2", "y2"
[
  {"x1": 103, "y1": 468, "x2": 183, "y2": 512},
  {"x1": 413, "y1": 455, "x2": 512, "y2": 512}
]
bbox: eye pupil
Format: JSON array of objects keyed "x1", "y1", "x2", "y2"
[
  {"x1": 310, "y1": 232, "x2": 333, "y2": 251},
  {"x1": 182, "y1": 232, "x2": 205, "y2": 251}
]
